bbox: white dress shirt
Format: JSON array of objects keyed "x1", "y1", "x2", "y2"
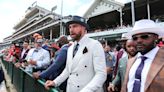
[
  {"x1": 21, "y1": 49, "x2": 27, "y2": 58},
  {"x1": 26, "y1": 47, "x2": 50, "y2": 67},
  {"x1": 127, "y1": 46, "x2": 159, "y2": 92}
]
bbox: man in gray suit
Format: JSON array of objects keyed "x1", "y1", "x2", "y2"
[
  {"x1": 45, "y1": 15, "x2": 107, "y2": 92},
  {"x1": 108, "y1": 39, "x2": 137, "y2": 92}
]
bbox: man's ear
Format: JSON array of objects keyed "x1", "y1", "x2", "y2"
[
  {"x1": 154, "y1": 35, "x2": 159, "y2": 43},
  {"x1": 81, "y1": 26, "x2": 87, "y2": 33}
]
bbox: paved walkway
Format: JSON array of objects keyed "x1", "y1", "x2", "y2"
[{"x1": 0, "y1": 81, "x2": 7, "y2": 92}]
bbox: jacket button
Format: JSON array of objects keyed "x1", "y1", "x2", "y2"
[
  {"x1": 70, "y1": 73, "x2": 72, "y2": 75},
  {"x1": 85, "y1": 65, "x2": 87, "y2": 68},
  {"x1": 77, "y1": 85, "x2": 80, "y2": 88},
  {"x1": 76, "y1": 74, "x2": 78, "y2": 76}
]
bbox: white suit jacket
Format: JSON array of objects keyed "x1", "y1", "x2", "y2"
[{"x1": 54, "y1": 36, "x2": 107, "y2": 92}]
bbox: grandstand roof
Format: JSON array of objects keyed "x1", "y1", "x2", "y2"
[
  {"x1": 83, "y1": 0, "x2": 124, "y2": 18},
  {"x1": 14, "y1": 5, "x2": 50, "y2": 30}
]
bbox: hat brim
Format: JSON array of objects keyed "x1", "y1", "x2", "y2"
[
  {"x1": 116, "y1": 38, "x2": 128, "y2": 41},
  {"x1": 130, "y1": 27, "x2": 164, "y2": 37},
  {"x1": 66, "y1": 21, "x2": 89, "y2": 30}
]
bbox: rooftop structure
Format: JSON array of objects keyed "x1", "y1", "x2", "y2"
[{"x1": 1, "y1": 0, "x2": 164, "y2": 47}]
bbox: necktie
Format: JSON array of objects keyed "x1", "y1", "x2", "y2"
[
  {"x1": 114, "y1": 50, "x2": 124, "y2": 78},
  {"x1": 132, "y1": 56, "x2": 147, "y2": 92},
  {"x1": 73, "y1": 43, "x2": 79, "y2": 57}
]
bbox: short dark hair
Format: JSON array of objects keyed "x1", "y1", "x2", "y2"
[
  {"x1": 24, "y1": 40, "x2": 29, "y2": 44},
  {"x1": 99, "y1": 40, "x2": 105, "y2": 45},
  {"x1": 115, "y1": 44, "x2": 122, "y2": 51},
  {"x1": 57, "y1": 36, "x2": 69, "y2": 47}
]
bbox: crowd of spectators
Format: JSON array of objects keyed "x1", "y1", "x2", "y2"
[{"x1": 1, "y1": 17, "x2": 164, "y2": 92}]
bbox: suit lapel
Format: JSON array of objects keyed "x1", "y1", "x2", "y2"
[
  {"x1": 71, "y1": 44, "x2": 85, "y2": 72},
  {"x1": 145, "y1": 48, "x2": 164, "y2": 91},
  {"x1": 68, "y1": 36, "x2": 88, "y2": 72},
  {"x1": 67, "y1": 42, "x2": 86, "y2": 72},
  {"x1": 22, "y1": 49, "x2": 29, "y2": 59},
  {"x1": 67, "y1": 44, "x2": 74, "y2": 72},
  {"x1": 121, "y1": 56, "x2": 136, "y2": 92}
]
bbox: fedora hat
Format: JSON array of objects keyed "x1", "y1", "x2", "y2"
[
  {"x1": 66, "y1": 15, "x2": 89, "y2": 30},
  {"x1": 130, "y1": 19, "x2": 164, "y2": 37},
  {"x1": 116, "y1": 33, "x2": 131, "y2": 41}
]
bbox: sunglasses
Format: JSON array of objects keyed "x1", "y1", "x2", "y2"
[{"x1": 132, "y1": 34, "x2": 152, "y2": 41}]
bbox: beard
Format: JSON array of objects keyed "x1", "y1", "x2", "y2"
[
  {"x1": 71, "y1": 33, "x2": 81, "y2": 41},
  {"x1": 129, "y1": 51, "x2": 137, "y2": 57},
  {"x1": 137, "y1": 42, "x2": 155, "y2": 55}
]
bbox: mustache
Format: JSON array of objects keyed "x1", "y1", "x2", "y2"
[
  {"x1": 129, "y1": 49, "x2": 136, "y2": 52},
  {"x1": 137, "y1": 43, "x2": 147, "y2": 46},
  {"x1": 70, "y1": 33, "x2": 76, "y2": 35}
]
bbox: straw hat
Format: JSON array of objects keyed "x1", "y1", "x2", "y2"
[
  {"x1": 117, "y1": 33, "x2": 131, "y2": 41},
  {"x1": 130, "y1": 19, "x2": 164, "y2": 37}
]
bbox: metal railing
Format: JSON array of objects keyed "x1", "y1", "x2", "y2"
[{"x1": 0, "y1": 55, "x2": 59, "y2": 92}]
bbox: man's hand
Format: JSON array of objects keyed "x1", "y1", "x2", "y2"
[
  {"x1": 21, "y1": 62, "x2": 28, "y2": 68},
  {"x1": 44, "y1": 80, "x2": 55, "y2": 90},
  {"x1": 33, "y1": 72, "x2": 40, "y2": 79},
  {"x1": 106, "y1": 67, "x2": 113, "y2": 74},
  {"x1": 107, "y1": 83, "x2": 117, "y2": 92},
  {"x1": 28, "y1": 60, "x2": 37, "y2": 65},
  {"x1": 15, "y1": 62, "x2": 21, "y2": 68}
]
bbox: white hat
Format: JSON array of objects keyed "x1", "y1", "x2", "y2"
[
  {"x1": 116, "y1": 33, "x2": 131, "y2": 41},
  {"x1": 130, "y1": 19, "x2": 164, "y2": 37},
  {"x1": 122, "y1": 33, "x2": 132, "y2": 40}
]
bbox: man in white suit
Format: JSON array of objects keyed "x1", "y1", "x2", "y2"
[{"x1": 45, "y1": 15, "x2": 107, "y2": 92}]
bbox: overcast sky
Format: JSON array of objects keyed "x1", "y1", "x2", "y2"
[{"x1": 0, "y1": 0, "x2": 129, "y2": 42}]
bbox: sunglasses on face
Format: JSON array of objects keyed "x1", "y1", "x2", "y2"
[{"x1": 132, "y1": 34, "x2": 152, "y2": 41}]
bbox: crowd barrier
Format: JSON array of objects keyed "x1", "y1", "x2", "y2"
[{"x1": 0, "y1": 55, "x2": 59, "y2": 92}]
